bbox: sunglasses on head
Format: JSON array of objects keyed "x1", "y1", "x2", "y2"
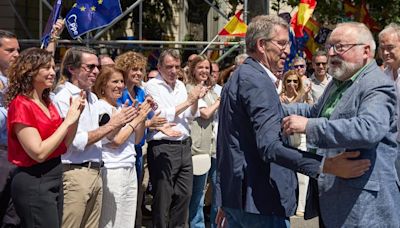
[
  {"x1": 293, "y1": 64, "x2": 305, "y2": 69},
  {"x1": 286, "y1": 79, "x2": 298, "y2": 83}
]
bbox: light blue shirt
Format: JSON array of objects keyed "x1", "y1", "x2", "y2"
[{"x1": 0, "y1": 73, "x2": 8, "y2": 145}]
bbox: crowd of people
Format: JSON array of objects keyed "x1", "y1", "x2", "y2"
[{"x1": 0, "y1": 14, "x2": 399, "y2": 228}]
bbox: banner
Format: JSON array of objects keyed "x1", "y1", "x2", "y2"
[{"x1": 65, "y1": 0, "x2": 122, "y2": 39}]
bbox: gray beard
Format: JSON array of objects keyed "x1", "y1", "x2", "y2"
[{"x1": 328, "y1": 60, "x2": 361, "y2": 81}]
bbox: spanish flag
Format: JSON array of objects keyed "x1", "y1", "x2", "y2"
[
  {"x1": 291, "y1": 0, "x2": 317, "y2": 38},
  {"x1": 343, "y1": 0, "x2": 380, "y2": 32},
  {"x1": 304, "y1": 17, "x2": 321, "y2": 60},
  {"x1": 218, "y1": 10, "x2": 247, "y2": 37}
]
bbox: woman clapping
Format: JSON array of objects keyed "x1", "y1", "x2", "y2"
[{"x1": 6, "y1": 47, "x2": 85, "y2": 228}]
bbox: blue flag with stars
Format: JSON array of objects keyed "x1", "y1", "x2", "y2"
[
  {"x1": 41, "y1": 0, "x2": 63, "y2": 48},
  {"x1": 65, "y1": 0, "x2": 122, "y2": 39}
]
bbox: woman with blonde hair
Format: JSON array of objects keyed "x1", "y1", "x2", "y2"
[
  {"x1": 279, "y1": 70, "x2": 312, "y2": 104},
  {"x1": 6, "y1": 47, "x2": 84, "y2": 228},
  {"x1": 279, "y1": 70, "x2": 311, "y2": 217}
]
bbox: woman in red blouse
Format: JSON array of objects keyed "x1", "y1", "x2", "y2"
[{"x1": 5, "y1": 47, "x2": 85, "y2": 228}]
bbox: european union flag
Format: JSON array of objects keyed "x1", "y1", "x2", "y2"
[
  {"x1": 65, "y1": 0, "x2": 122, "y2": 39},
  {"x1": 41, "y1": 0, "x2": 62, "y2": 48}
]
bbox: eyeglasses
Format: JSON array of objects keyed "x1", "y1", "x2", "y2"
[
  {"x1": 266, "y1": 39, "x2": 292, "y2": 50},
  {"x1": 325, "y1": 43, "x2": 365, "y2": 54},
  {"x1": 379, "y1": 45, "x2": 397, "y2": 52},
  {"x1": 81, "y1": 63, "x2": 99, "y2": 72},
  {"x1": 314, "y1": 62, "x2": 327, "y2": 66},
  {"x1": 293, "y1": 64, "x2": 305, "y2": 69},
  {"x1": 286, "y1": 79, "x2": 298, "y2": 83}
]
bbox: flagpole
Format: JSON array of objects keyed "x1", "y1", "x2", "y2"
[
  {"x1": 216, "y1": 43, "x2": 241, "y2": 63},
  {"x1": 200, "y1": 35, "x2": 219, "y2": 55}
]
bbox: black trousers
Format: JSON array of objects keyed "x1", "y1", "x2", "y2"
[
  {"x1": 147, "y1": 139, "x2": 193, "y2": 228},
  {"x1": 0, "y1": 149, "x2": 19, "y2": 228},
  {"x1": 11, "y1": 157, "x2": 63, "y2": 228}
]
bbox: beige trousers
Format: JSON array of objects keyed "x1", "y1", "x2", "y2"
[{"x1": 62, "y1": 166, "x2": 103, "y2": 228}]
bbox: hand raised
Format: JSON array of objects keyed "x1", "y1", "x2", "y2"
[{"x1": 51, "y1": 19, "x2": 65, "y2": 38}]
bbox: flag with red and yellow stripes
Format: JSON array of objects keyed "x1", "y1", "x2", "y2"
[
  {"x1": 291, "y1": 0, "x2": 317, "y2": 38},
  {"x1": 218, "y1": 10, "x2": 247, "y2": 37}
]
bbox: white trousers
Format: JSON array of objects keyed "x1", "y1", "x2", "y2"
[{"x1": 100, "y1": 167, "x2": 138, "y2": 228}]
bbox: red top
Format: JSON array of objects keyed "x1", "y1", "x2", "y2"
[{"x1": 8, "y1": 95, "x2": 67, "y2": 167}]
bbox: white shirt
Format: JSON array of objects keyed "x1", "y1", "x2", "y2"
[
  {"x1": 384, "y1": 66, "x2": 400, "y2": 142},
  {"x1": 95, "y1": 99, "x2": 136, "y2": 168},
  {"x1": 309, "y1": 73, "x2": 332, "y2": 102},
  {"x1": 145, "y1": 75, "x2": 198, "y2": 141},
  {"x1": 53, "y1": 82, "x2": 102, "y2": 164},
  {"x1": 257, "y1": 62, "x2": 280, "y2": 93},
  {"x1": 213, "y1": 84, "x2": 222, "y2": 96}
]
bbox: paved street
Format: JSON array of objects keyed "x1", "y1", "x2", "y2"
[{"x1": 291, "y1": 216, "x2": 319, "y2": 228}]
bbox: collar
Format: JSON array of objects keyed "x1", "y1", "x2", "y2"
[
  {"x1": 154, "y1": 73, "x2": 180, "y2": 90},
  {"x1": 256, "y1": 61, "x2": 278, "y2": 84},
  {"x1": 64, "y1": 81, "x2": 84, "y2": 94},
  {"x1": 383, "y1": 66, "x2": 400, "y2": 81},
  {"x1": 310, "y1": 73, "x2": 332, "y2": 83}
]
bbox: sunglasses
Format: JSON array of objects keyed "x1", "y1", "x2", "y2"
[
  {"x1": 286, "y1": 79, "x2": 298, "y2": 83},
  {"x1": 81, "y1": 63, "x2": 99, "y2": 72},
  {"x1": 293, "y1": 65, "x2": 305, "y2": 69},
  {"x1": 315, "y1": 62, "x2": 327, "y2": 66}
]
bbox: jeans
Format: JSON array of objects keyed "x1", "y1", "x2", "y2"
[
  {"x1": 209, "y1": 157, "x2": 218, "y2": 228},
  {"x1": 134, "y1": 145, "x2": 143, "y2": 179},
  {"x1": 223, "y1": 207, "x2": 290, "y2": 228},
  {"x1": 189, "y1": 173, "x2": 208, "y2": 228}
]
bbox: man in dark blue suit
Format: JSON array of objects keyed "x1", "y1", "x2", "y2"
[{"x1": 215, "y1": 15, "x2": 371, "y2": 227}]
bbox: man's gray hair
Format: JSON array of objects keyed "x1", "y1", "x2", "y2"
[
  {"x1": 235, "y1": 53, "x2": 249, "y2": 65},
  {"x1": 245, "y1": 15, "x2": 289, "y2": 54},
  {"x1": 379, "y1": 23, "x2": 400, "y2": 41},
  {"x1": 158, "y1": 49, "x2": 181, "y2": 67},
  {"x1": 335, "y1": 22, "x2": 376, "y2": 56}
]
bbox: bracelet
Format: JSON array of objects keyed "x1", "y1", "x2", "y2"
[
  {"x1": 128, "y1": 123, "x2": 135, "y2": 130},
  {"x1": 50, "y1": 36, "x2": 60, "y2": 42}
]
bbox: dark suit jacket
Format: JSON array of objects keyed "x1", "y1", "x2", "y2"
[{"x1": 216, "y1": 57, "x2": 322, "y2": 217}]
